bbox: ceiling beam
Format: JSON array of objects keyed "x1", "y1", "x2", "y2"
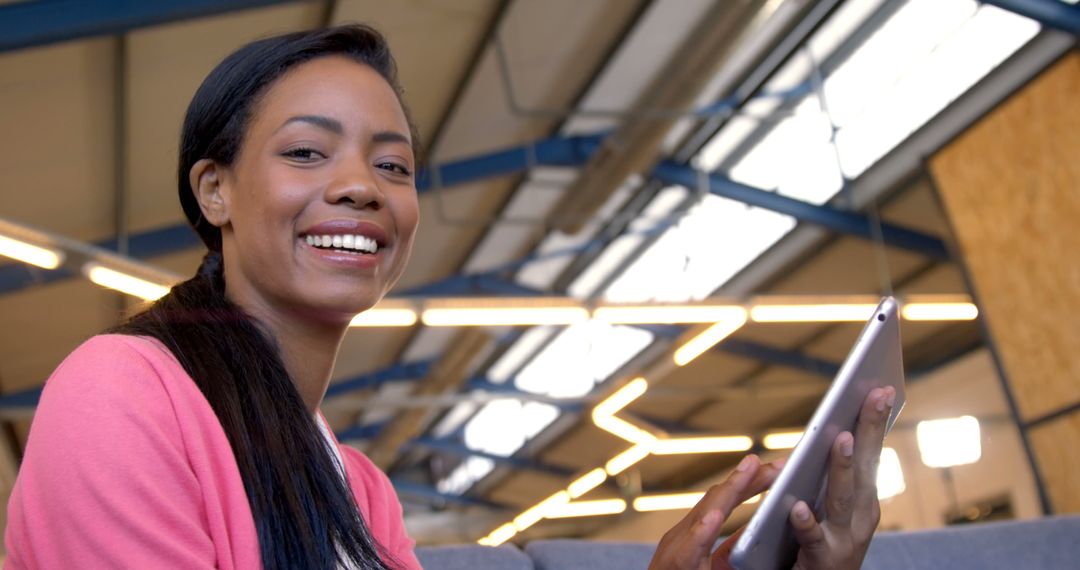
[
  {"x1": 983, "y1": 0, "x2": 1080, "y2": 35},
  {"x1": 652, "y1": 161, "x2": 951, "y2": 260},
  {"x1": 0, "y1": 0, "x2": 298, "y2": 53},
  {"x1": 364, "y1": 329, "x2": 489, "y2": 471},
  {"x1": 548, "y1": 0, "x2": 776, "y2": 234}
]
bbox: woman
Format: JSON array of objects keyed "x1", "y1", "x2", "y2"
[{"x1": 4, "y1": 24, "x2": 890, "y2": 570}]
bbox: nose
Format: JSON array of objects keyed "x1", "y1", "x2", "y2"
[{"x1": 324, "y1": 160, "x2": 384, "y2": 210}]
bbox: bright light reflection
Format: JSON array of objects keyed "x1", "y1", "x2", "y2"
[
  {"x1": 878, "y1": 447, "x2": 906, "y2": 500},
  {"x1": 916, "y1": 416, "x2": 982, "y2": 468}
]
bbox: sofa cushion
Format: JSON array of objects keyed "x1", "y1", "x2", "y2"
[
  {"x1": 415, "y1": 544, "x2": 533, "y2": 570},
  {"x1": 863, "y1": 515, "x2": 1080, "y2": 570},
  {"x1": 526, "y1": 539, "x2": 657, "y2": 570}
]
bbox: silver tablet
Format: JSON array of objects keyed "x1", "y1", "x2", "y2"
[{"x1": 729, "y1": 296, "x2": 906, "y2": 570}]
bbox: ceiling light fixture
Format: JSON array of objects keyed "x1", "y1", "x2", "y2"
[
  {"x1": 546, "y1": 499, "x2": 627, "y2": 518},
  {"x1": 0, "y1": 235, "x2": 64, "y2": 269},
  {"x1": 592, "y1": 304, "x2": 744, "y2": 324},
  {"x1": 512, "y1": 491, "x2": 570, "y2": 532},
  {"x1": 763, "y1": 430, "x2": 803, "y2": 450},
  {"x1": 750, "y1": 303, "x2": 879, "y2": 322},
  {"x1": 605, "y1": 444, "x2": 651, "y2": 476},
  {"x1": 900, "y1": 302, "x2": 978, "y2": 321},
  {"x1": 567, "y1": 468, "x2": 608, "y2": 499},
  {"x1": 83, "y1": 263, "x2": 171, "y2": 300},
  {"x1": 916, "y1": 415, "x2": 982, "y2": 468},
  {"x1": 349, "y1": 308, "x2": 418, "y2": 327},
  {"x1": 421, "y1": 306, "x2": 589, "y2": 326},
  {"x1": 650, "y1": 435, "x2": 754, "y2": 455},
  {"x1": 673, "y1": 309, "x2": 748, "y2": 366}
]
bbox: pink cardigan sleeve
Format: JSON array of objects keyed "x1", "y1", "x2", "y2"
[
  {"x1": 341, "y1": 447, "x2": 423, "y2": 570},
  {"x1": 4, "y1": 336, "x2": 219, "y2": 569}
]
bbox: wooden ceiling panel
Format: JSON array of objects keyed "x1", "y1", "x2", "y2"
[
  {"x1": 765, "y1": 238, "x2": 928, "y2": 296},
  {"x1": 332, "y1": 0, "x2": 502, "y2": 144},
  {"x1": 0, "y1": 280, "x2": 118, "y2": 393},
  {"x1": 0, "y1": 38, "x2": 117, "y2": 241},
  {"x1": 126, "y1": 2, "x2": 324, "y2": 234}
]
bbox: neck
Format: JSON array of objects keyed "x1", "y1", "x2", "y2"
[{"x1": 226, "y1": 291, "x2": 347, "y2": 414}]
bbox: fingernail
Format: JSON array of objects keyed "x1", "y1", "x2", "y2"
[
  {"x1": 737, "y1": 454, "x2": 757, "y2": 472},
  {"x1": 794, "y1": 502, "x2": 811, "y2": 522},
  {"x1": 875, "y1": 393, "x2": 887, "y2": 413},
  {"x1": 886, "y1": 388, "x2": 896, "y2": 409},
  {"x1": 841, "y1": 436, "x2": 854, "y2": 458}
]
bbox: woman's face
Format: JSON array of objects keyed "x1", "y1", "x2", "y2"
[{"x1": 213, "y1": 56, "x2": 419, "y2": 323}]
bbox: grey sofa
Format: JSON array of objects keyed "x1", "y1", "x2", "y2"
[{"x1": 415, "y1": 515, "x2": 1080, "y2": 569}]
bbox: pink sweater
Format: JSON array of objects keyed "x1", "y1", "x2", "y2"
[{"x1": 4, "y1": 335, "x2": 421, "y2": 569}]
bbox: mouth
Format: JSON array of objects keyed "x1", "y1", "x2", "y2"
[{"x1": 301, "y1": 233, "x2": 382, "y2": 255}]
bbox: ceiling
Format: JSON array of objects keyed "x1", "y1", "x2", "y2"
[{"x1": 0, "y1": 0, "x2": 1070, "y2": 546}]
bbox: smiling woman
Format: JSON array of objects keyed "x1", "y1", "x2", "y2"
[{"x1": 2, "y1": 23, "x2": 889, "y2": 570}]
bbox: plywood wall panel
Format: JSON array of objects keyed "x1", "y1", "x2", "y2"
[
  {"x1": 1028, "y1": 412, "x2": 1080, "y2": 514},
  {"x1": 929, "y1": 52, "x2": 1080, "y2": 422}
]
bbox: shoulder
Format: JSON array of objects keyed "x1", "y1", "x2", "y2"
[
  {"x1": 340, "y1": 445, "x2": 395, "y2": 499},
  {"x1": 44, "y1": 334, "x2": 188, "y2": 406}
]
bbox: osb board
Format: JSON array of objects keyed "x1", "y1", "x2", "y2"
[
  {"x1": 1028, "y1": 411, "x2": 1080, "y2": 513},
  {"x1": 929, "y1": 51, "x2": 1080, "y2": 421}
]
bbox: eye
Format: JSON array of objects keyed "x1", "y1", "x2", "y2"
[
  {"x1": 377, "y1": 161, "x2": 412, "y2": 177},
  {"x1": 282, "y1": 147, "x2": 326, "y2": 162}
]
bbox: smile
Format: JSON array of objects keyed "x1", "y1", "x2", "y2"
[{"x1": 304, "y1": 234, "x2": 379, "y2": 254}]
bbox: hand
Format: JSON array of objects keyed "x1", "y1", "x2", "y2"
[
  {"x1": 789, "y1": 386, "x2": 895, "y2": 570},
  {"x1": 648, "y1": 455, "x2": 784, "y2": 570},
  {"x1": 647, "y1": 386, "x2": 895, "y2": 570}
]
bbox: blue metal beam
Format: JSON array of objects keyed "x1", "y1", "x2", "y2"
[
  {"x1": 633, "y1": 324, "x2": 841, "y2": 378},
  {"x1": 651, "y1": 161, "x2": 952, "y2": 260},
  {"x1": 718, "y1": 339, "x2": 840, "y2": 378},
  {"x1": 324, "y1": 359, "x2": 433, "y2": 399},
  {"x1": 415, "y1": 133, "x2": 604, "y2": 192},
  {"x1": 983, "y1": 0, "x2": 1080, "y2": 35},
  {"x1": 390, "y1": 479, "x2": 507, "y2": 510},
  {"x1": 0, "y1": 0, "x2": 297, "y2": 53},
  {"x1": 465, "y1": 377, "x2": 583, "y2": 413},
  {"x1": 0, "y1": 387, "x2": 42, "y2": 412},
  {"x1": 408, "y1": 437, "x2": 574, "y2": 478},
  {"x1": 335, "y1": 420, "x2": 389, "y2": 442}
]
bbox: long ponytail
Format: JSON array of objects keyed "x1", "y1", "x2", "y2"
[{"x1": 112, "y1": 24, "x2": 419, "y2": 569}]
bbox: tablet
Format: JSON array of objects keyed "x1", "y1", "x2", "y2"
[{"x1": 728, "y1": 296, "x2": 906, "y2": 570}]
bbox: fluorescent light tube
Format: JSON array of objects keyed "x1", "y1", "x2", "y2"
[
  {"x1": 84, "y1": 263, "x2": 170, "y2": 300},
  {"x1": 567, "y1": 468, "x2": 608, "y2": 499},
  {"x1": 650, "y1": 436, "x2": 753, "y2": 455},
  {"x1": 422, "y1": 306, "x2": 589, "y2": 326},
  {"x1": 0, "y1": 235, "x2": 64, "y2": 269},
  {"x1": 673, "y1": 310, "x2": 748, "y2": 366},
  {"x1": 750, "y1": 303, "x2": 878, "y2": 322},
  {"x1": 547, "y1": 499, "x2": 627, "y2": 518}
]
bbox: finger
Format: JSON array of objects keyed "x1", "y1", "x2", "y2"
[
  {"x1": 853, "y1": 387, "x2": 892, "y2": 511},
  {"x1": 825, "y1": 431, "x2": 856, "y2": 527},
  {"x1": 693, "y1": 454, "x2": 762, "y2": 519},
  {"x1": 744, "y1": 457, "x2": 786, "y2": 501},
  {"x1": 790, "y1": 500, "x2": 829, "y2": 565},
  {"x1": 711, "y1": 526, "x2": 746, "y2": 570},
  {"x1": 652, "y1": 455, "x2": 762, "y2": 569}
]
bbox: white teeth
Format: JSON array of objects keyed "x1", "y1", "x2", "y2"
[{"x1": 305, "y1": 233, "x2": 380, "y2": 254}]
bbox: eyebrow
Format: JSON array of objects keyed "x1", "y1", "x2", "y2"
[
  {"x1": 276, "y1": 115, "x2": 344, "y2": 135},
  {"x1": 275, "y1": 116, "x2": 412, "y2": 148}
]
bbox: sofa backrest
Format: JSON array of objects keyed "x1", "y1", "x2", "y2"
[
  {"x1": 415, "y1": 543, "x2": 534, "y2": 570},
  {"x1": 416, "y1": 515, "x2": 1080, "y2": 569},
  {"x1": 862, "y1": 514, "x2": 1080, "y2": 570}
]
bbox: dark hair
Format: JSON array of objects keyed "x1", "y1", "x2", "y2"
[{"x1": 113, "y1": 24, "x2": 417, "y2": 570}]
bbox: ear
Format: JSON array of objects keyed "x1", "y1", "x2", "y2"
[{"x1": 189, "y1": 158, "x2": 231, "y2": 227}]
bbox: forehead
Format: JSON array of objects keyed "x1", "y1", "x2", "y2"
[{"x1": 248, "y1": 55, "x2": 410, "y2": 139}]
